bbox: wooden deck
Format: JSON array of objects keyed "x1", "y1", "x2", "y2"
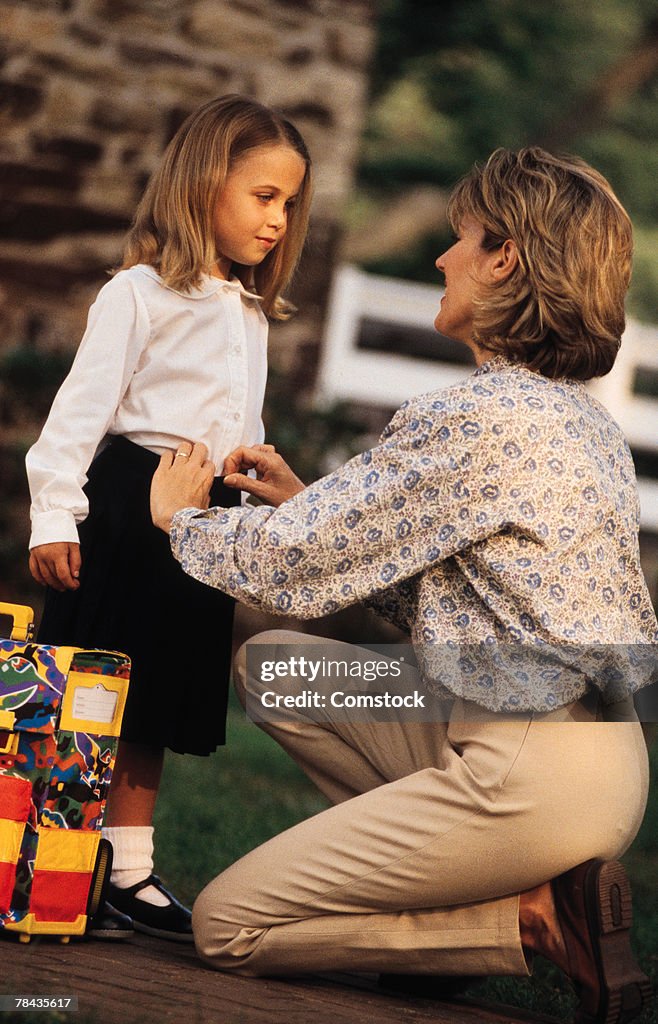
[{"x1": 0, "y1": 932, "x2": 560, "y2": 1024}]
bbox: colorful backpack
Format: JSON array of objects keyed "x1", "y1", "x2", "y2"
[{"x1": 0, "y1": 602, "x2": 130, "y2": 942}]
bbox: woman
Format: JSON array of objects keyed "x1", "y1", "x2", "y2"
[{"x1": 151, "y1": 148, "x2": 656, "y2": 1023}]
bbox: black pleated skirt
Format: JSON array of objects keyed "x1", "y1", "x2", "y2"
[{"x1": 37, "y1": 436, "x2": 241, "y2": 755}]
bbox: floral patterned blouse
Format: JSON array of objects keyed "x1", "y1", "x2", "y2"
[{"x1": 170, "y1": 356, "x2": 657, "y2": 712}]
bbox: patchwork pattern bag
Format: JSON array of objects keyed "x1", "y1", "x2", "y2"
[{"x1": 0, "y1": 602, "x2": 130, "y2": 942}]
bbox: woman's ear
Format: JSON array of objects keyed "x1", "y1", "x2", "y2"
[{"x1": 490, "y1": 239, "x2": 519, "y2": 282}]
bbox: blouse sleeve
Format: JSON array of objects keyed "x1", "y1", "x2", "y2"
[
  {"x1": 26, "y1": 274, "x2": 151, "y2": 548},
  {"x1": 169, "y1": 396, "x2": 517, "y2": 619}
]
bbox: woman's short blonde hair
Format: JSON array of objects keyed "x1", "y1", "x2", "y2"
[
  {"x1": 447, "y1": 147, "x2": 633, "y2": 380},
  {"x1": 121, "y1": 94, "x2": 312, "y2": 319}
]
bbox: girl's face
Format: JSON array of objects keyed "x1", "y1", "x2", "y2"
[
  {"x1": 212, "y1": 143, "x2": 307, "y2": 279},
  {"x1": 434, "y1": 217, "x2": 504, "y2": 361}
]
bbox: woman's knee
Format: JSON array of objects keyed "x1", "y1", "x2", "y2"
[{"x1": 192, "y1": 877, "x2": 259, "y2": 972}]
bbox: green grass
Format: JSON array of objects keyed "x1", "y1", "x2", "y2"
[{"x1": 152, "y1": 693, "x2": 658, "y2": 1022}]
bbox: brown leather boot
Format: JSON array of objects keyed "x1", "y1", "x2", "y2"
[{"x1": 552, "y1": 859, "x2": 653, "y2": 1024}]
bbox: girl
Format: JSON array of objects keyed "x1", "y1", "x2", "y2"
[{"x1": 26, "y1": 94, "x2": 312, "y2": 941}]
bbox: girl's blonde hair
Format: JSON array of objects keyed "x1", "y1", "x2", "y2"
[
  {"x1": 447, "y1": 147, "x2": 633, "y2": 380},
  {"x1": 121, "y1": 94, "x2": 312, "y2": 319}
]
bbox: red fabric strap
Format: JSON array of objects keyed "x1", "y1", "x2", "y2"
[
  {"x1": 31, "y1": 870, "x2": 92, "y2": 922},
  {"x1": 0, "y1": 859, "x2": 18, "y2": 913},
  {"x1": 0, "y1": 775, "x2": 31, "y2": 823}
]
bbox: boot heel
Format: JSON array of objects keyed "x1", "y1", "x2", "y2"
[
  {"x1": 597, "y1": 861, "x2": 633, "y2": 934},
  {"x1": 608, "y1": 974, "x2": 654, "y2": 1024}
]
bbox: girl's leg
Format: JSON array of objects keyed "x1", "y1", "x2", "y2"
[
  {"x1": 102, "y1": 741, "x2": 172, "y2": 905},
  {"x1": 100, "y1": 739, "x2": 193, "y2": 937},
  {"x1": 104, "y1": 740, "x2": 164, "y2": 828}
]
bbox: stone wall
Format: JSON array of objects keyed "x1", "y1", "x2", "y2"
[{"x1": 0, "y1": 0, "x2": 376, "y2": 378}]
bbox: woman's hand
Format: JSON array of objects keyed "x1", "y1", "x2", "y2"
[
  {"x1": 151, "y1": 442, "x2": 215, "y2": 534},
  {"x1": 29, "y1": 542, "x2": 81, "y2": 592},
  {"x1": 223, "y1": 445, "x2": 305, "y2": 507}
]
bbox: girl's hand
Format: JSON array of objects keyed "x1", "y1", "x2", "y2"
[
  {"x1": 151, "y1": 442, "x2": 215, "y2": 534},
  {"x1": 29, "y1": 542, "x2": 81, "y2": 592},
  {"x1": 223, "y1": 445, "x2": 305, "y2": 507}
]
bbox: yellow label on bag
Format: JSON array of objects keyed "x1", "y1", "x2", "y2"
[{"x1": 59, "y1": 671, "x2": 128, "y2": 737}]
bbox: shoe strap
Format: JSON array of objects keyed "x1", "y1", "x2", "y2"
[{"x1": 126, "y1": 873, "x2": 161, "y2": 896}]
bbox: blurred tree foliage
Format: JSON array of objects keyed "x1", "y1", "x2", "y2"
[
  {"x1": 0, "y1": 347, "x2": 73, "y2": 427},
  {"x1": 354, "y1": 0, "x2": 658, "y2": 320}
]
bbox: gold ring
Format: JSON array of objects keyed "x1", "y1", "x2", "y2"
[{"x1": 175, "y1": 451, "x2": 190, "y2": 459}]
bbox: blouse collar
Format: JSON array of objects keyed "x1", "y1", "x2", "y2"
[
  {"x1": 474, "y1": 353, "x2": 517, "y2": 376},
  {"x1": 136, "y1": 264, "x2": 262, "y2": 301},
  {"x1": 475, "y1": 353, "x2": 582, "y2": 387}
]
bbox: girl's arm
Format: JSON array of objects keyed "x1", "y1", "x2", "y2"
[{"x1": 26, "y1": 273, "x2": 150, "y2": 586}]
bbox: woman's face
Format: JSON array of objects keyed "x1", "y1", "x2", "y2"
[{"x1": 434, "y1": 217, "x2": 500, "y2": 358}]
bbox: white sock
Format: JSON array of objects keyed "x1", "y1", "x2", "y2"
[{"x1": 102, "y1": 825, "x2": 170, "y2": 907}]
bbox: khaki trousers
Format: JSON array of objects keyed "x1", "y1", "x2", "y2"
[{"x1": 193, "y1": 631, "x2": 649, "y2": 978}]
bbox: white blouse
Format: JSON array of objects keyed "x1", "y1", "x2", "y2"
[{"x1": 26, "y1": 264, "x2": 268, "y2": 548}]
